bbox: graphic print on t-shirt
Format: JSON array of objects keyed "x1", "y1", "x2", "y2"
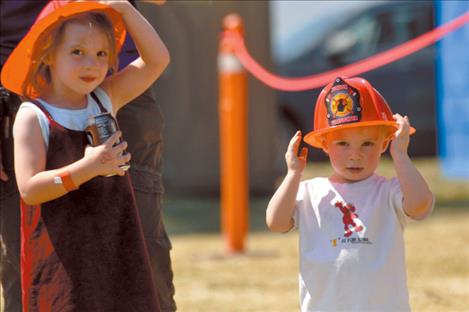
[
  {"x1": 330, "y1": 200, "x2": 372, "y2": 247},
  {"x1": 335, "y1": 201, "x2": 364, "y2": 237}
]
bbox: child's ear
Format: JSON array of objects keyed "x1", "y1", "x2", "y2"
[
  {"x1": 321, "y1": 137, "x2": 329, "y2": 154},
  {"x1": 381, "y1": 137, "x2": 391, "y2": 153}
]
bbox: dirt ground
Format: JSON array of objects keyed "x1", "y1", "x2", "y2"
[{"x1": 171, "y1": 210, "x2": 469, "y2": 312}]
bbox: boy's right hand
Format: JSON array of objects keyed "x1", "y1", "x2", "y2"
[
  {"x1": 285, "y1": 131, "x2": 308, "y2": 175},
  {"x1": 84, "y1": 131, "x2": 131, "y2": 177}
]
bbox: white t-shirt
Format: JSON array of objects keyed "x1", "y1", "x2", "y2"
[
  {"x1": 293, "y1": 174, "x2": 429, "y2": 312},
  {"x1": 18, "y1": 88, "x2": 113, "y2": 149}
]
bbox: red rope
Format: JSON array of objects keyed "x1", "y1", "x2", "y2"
[{"x1": 224, "y1": 11, "x2": 469, "y2": 91}]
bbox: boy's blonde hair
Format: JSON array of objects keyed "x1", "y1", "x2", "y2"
[
  {"x1": 320, "y1": 124, "x2": 394, "y2": 150},
  {"x1": 22, "y1": 12, "x2": 118, "y2": 100},
  {"x1": 324, "y1": 125, "x2": 395, "y2": 138}
]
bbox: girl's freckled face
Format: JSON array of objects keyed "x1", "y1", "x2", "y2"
[{"x1": 49, "y1": 22, "x2": 110, "y2": 98}]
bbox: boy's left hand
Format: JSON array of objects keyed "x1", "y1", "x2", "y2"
[
  {"x1": 390, "y1": 113, "x2": 410, "y2": 158},
  {"x1": 285, "y1": 131, "x2": 308, "y2": 175}
]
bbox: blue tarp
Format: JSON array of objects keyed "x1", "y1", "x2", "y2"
[{"x1": 435, "y1": 1, "x2": 469, "y2": 179}]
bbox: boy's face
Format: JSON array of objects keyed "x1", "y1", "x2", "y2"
[{"x1": 322, "y1": 126, "x2": 389, "y2": 183}]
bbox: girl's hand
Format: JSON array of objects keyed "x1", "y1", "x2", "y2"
[
  {"x1": 97, "y1": 0, "x2": 167, "y2": 7},
  {"x1": 285, "y1": 131, "x2": 308, "y2": 175},
  {"x1": 84, "y1": 131, "x2": 131, "y2": 177},
  {"x1": 96, "y1": 0, "x2": 132, "y2": 14},
  {"x1": 97, "y1": 0, "x2": 170, "y2": 111},
  {"x1": 390, "y1": 114, "x2": 411, "y2": 159}
]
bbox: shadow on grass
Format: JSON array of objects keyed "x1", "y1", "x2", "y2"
[{"x1": 163, "y1": 196, "x2": 270, "y2": 236}]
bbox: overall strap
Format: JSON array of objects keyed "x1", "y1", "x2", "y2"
[
  {"x1": 31, "y1": 100, "x2": 59, "y2": 127},
  {"x1": 90, "y1": 91, "x2": 108, "y2": 113}
]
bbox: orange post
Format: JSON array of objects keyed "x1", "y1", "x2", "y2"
[{"x1": 218, "y1": 14, "x2": 248, "y2": 253}]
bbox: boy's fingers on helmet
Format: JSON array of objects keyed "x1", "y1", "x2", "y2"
[
  {"x1": 403, "y1": 115, "x2": 411, "y2": 127},
  {"x1": 394, "y1": 115, "x2": 409, "y2": 133},
  {"x1": 299, "y1": 147, "x2": 308, "y2": 160},
  {"x1": 294, "y1": 130, "x2": 302, "y2": 144},
  {"x1": 395, "y1": 115, "x2": 410, "y2": 133},
  {"x1": 393, "y1": 114, "x2": 406, "y2": 127},
  {"x1": 292, "y1": 130, "x2": 301, "y2": 140},
  {"x1": 288, "y1": 131, "x2": 300, "y2": 150}
]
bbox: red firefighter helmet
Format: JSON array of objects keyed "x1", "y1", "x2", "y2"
[{"x1": 303, "y1": 76, "x2": 416, "y2": 148}]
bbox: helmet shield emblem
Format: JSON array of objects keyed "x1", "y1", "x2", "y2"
[{"x1": 325, "y1": 77, "x2": 362, "y2": 126}]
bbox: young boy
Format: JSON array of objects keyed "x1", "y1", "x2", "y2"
[{"x1": 267, "y1": 77, "x2": 434, "y2": 311}]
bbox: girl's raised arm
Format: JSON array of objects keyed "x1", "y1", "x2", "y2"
[{"x1": 100, "y1": 1, "x2": 170, "y2": 112}]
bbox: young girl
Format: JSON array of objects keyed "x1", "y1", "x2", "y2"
[{"x1": 1, "y1": 1, "x2": 169, "y2": 310}]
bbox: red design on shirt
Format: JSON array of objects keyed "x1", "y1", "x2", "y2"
[{"x1": 335, "y1": 201, "x2": 364, "y2": 237}]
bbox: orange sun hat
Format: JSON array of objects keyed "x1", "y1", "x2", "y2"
[
  {"x1": 0, "y1": 0, "x2": 126, "y2": 98},
  {"x1": 303, "y1": 76, "x2": 416, "y2": 148}
]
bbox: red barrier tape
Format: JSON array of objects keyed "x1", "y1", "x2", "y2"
[{"x1": 224, "y1": 11, "x2": 469, "y2": 91}]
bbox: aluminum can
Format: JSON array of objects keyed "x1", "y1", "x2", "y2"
[{"x1": 86, "y1": 112, "x2": 130, "y2": 171}]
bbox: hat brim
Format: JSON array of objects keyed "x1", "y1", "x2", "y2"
[
  {"x1": 0, "y1": 2, "x2": 126, "y2": 97},
  {"x1": 303, "y1": 121, "x2": 417, "y2": 148}
]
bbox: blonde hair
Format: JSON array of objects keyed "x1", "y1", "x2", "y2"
[
  {"x1": 320, "y1": 124, "x2": 395, "y2": 150},
  {"x1": 22, "y1": 12, "x2": 118, "y2": 100}
]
